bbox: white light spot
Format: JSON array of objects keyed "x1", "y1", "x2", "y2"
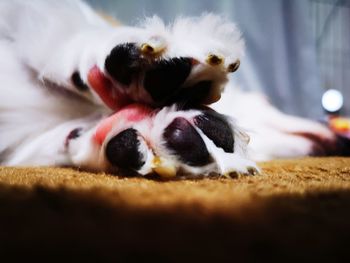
[{"x1": 322, "y1": 89, "x2": 343, "y2": 112}]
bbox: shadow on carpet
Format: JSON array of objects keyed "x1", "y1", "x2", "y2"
[{"x1": 0, "y1": 157, "x2": 350, "y2": 262}]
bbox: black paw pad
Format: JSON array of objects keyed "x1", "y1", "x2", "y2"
[
  {"x1": 106, "y1": 128, "x2": 145, "y2": 170},
  {"x1": 168, "y1": 81, "x2": 212, "y2": 107},
  {"x1": 105, "y1": 43, "x2": 141, "y2": 85},
  {"x1": 144, "y1": 57, "x2": 192, "y2": 103},
  {"x1": 194, "y1": 110, "x2": 234, "y2": 153},
  {"x1": 163, "y1": 117, "x2": 211, "y2": 166}
]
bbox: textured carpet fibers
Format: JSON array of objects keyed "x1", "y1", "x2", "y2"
[{"x1": 1, "y1": 157, "x2": 350, "y2": 262}]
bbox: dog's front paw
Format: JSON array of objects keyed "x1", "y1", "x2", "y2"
[
  {"x1": 67, "y1": 14, "x2": 244, "y2": 111},
  {"x1": 65, "y1": 15, "x2": 254, "y2": 178},
  {"x1": 90, "y1": 104, "x2": 258, "y2": 178}
]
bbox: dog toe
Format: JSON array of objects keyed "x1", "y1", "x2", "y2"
[
  {"x1": 105, "y1": 128, "x2": 146, "y2": 171},
  {"x1": 105, "y1": 43, "x2": 142, "y2": 85},
  {"x1": 143, "y1": 57, "x2": 192, "y2": 104},
  {"x1": 163, "y1": 117, "x2": 212, "y2": 166},
  {"x1": 194, "y1": 109, "x2": 234, "y2": 153}
]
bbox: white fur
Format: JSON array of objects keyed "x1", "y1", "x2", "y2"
[
  {"x1": 212, "y1": 87, "x2": 335, "y2": 161},
  {"x1": 0, "y1": 0, "x2": 336, "y2": 176}
]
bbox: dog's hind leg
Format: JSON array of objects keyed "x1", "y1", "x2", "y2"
[{"x1": 212, "y1": 87, "x2": 346, "y2": 161}]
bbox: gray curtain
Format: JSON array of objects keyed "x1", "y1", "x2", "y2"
[{"x1": 86, "y1": 0, "x2": 348, "y2": 119}]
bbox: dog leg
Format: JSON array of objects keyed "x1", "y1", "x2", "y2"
[
  {"x1": 63, "y1": 104, "x2": 258, "y2": 177},
  {"x1": 213, "y1": 88, "x2": 343, "y2": 161}
]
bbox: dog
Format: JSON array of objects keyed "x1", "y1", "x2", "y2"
[{"x1": 0, "y1": 0, "x2": 342, "y2": 178}]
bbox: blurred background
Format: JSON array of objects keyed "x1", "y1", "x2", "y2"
[{"x1": 86, "y1": 0, "x2": 349, "y2": 119}]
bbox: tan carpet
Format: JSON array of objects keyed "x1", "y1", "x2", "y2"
[{"x1": 1, "y1": 157, "x2": 350, "y2": 262}]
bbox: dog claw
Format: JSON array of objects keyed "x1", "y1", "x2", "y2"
[
  {"x1": 206, "y1": 54, "x2": 224, "y2": 66},
  {"x1": 140, "y1": 38, "x2": 166, "y2": 56},
  {"x1": 224, "y1": 171, "x2": 243, "y2": 178},
  {"x1": 223, "y1": 166, "x2": 259, "y2": 178},
  {"x1": 227, "y1": 60, "x2": 240, "y2": 73},
  {"x1": 247, "y1": 166, "x2": 259, "y2": 176},
  {"x1": 152, "y1": 156, "x2": 177, "y2": 178},
  {"x1": 141, "y1": 43, "x2": 155, "y2": 54}
]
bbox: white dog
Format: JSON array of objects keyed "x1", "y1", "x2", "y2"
[{"x1": 0, "y1": 0, "x2": 340, "y2": 177}]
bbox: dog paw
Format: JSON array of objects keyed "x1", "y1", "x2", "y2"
[
  {"x1": 88, "y1": 104, "x2": 258, "y2": 178},
  {"x1": 67, "y1": 14, "x2": 243, "y2": 111},
  {"x1": 65, "y1": 15, "x2": 253, "y2": 178}
]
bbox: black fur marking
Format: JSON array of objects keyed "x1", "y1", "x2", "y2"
[
  {"x1": 71, "y1": 72, "x2": 89, "y2": 91},
  {"x1": 163, "y1": 117, "x2": 211, "y2": 166},
  {"x1": 194, "y1": 110, "x2": 234, "y2": 153},
  {"x1": 144, "y1": 57, "x2": 192, "y2": 103},
  {"x1": 105, "y1": 43, "x2": 141, "y2": 86},
  {"x1": 65, "y1": 127, "x2": 83, "y2": 148},
  {"x1": 67, "y1": 128, "x2": 83, "y2": 141},
  {"x1": 106, "y1": 128, "x2": 145, "y2": 170}
]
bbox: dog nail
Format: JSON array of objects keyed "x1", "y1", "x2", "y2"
[
  {"x1": 163, "y1": 117, "x2": 211, "y2": 166},
  {"x1": 227, "y1": 59, "x2": 240, "y2": 73},
  {"x1": 247, "y1": 167, "x2": 259, "y2": 176},
  {"x1": 140, "y1": 43, "x2": 155, "y2": 54},
  {"x1": 152, "y1": 156, "x2": 177, "y2": 178},
  {"x1": 140, "y1": 36, "x2": 166, "y2": 56},
  {"x1": 140, "y1": 43, "x2": 165, "y2": 56},
  {"x1": 206, "y1": 54, "x2": 224, "y2": 66},
  {"x1": 106, "y1": 128, "x2": 145, "y2": 171},
  {"x1": 226, "y1": 171, "x2": 243, "y2": 178},
  {"x1": 208, "y1": 92, "x2": 221, "y2": 104}
]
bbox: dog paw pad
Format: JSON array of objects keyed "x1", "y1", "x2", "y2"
[
  {"x1": 163, "y1": 117, "x2": 212, "y2": 166},
  {"x1": 194, "y1": 110, "x2": 234, "y2": 153},
  {"x1": 105, "y1": 43, "x2": 141, "y2": 85},
  {"x1": 106, "y1": 128, "x2": 146, "y2": 171},
  {"x1": 143, "y1": 57, "x2": 192, "y2": 103}
]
